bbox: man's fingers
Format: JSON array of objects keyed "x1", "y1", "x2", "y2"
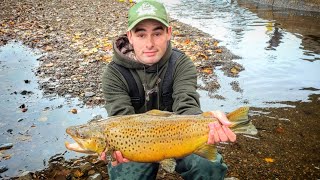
[
  {"x1": 208, "y1": 123, "x2": 215, "y2": 144},
  {"x1": 215, "y1": 123, "x2": 228, "y2": 142},
  {"x1": 223, "y1": 126, "x2": 237, "y2": 142},
  {"x1": 210, "y1": 111, "x2": 231, "y2": 126},
  {"x1": 115, "y1": 151, "x2": 124, "y2": 163},
  {"x1": 100, "y1": 152, "x2": 106, "y2": 161},
  {"x1": 111, "y1": 161, "x2": 118, "y2": 166}
]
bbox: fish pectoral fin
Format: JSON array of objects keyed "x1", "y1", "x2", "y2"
[
  {"x1": 146, "y1": 109, "x2": 173, "y2": 117},
  {"x1": 194, "y1": 144, "x2": 217, "y2": 161},
  {"x1": 159, "y1": 158, "x2": 177, "y2": 173}
]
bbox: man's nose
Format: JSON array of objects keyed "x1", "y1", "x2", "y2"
[{"x1": 145, "y1": 36, "x2": 154, "y2": 49}]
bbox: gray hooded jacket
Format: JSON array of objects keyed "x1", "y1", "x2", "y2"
[{"x1": 102, "y1": 35, "x2": 202, "y2": 116}]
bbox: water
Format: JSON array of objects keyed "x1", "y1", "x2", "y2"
[
  {"x1": 160, "y1": 0, "x2": 320, "y2": 112},
  {"x1": 0, "y1": 42, "x2": 107, "y2": 177}
]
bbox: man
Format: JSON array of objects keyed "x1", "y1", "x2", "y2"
[{"x1": 101, "y1": 0, "x2": 236, "y2": 179}]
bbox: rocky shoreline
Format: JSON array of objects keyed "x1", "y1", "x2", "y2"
[{"x1": 0, "y1": 0, "x2": 242, "y2": 107}]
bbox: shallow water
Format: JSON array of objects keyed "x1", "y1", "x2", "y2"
[
  {"x1": 0, "y1": 42, "x2": 107, "y2": 177},
  {"x1": 161, "y1": 0, "x2": 320, "y2": 112}
]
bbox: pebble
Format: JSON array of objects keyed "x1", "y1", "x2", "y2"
[
  {"x1": 79, "y1": 162, "x2": 92, "y2": 172},
  {"x1": 0, "y1": 165, "x2": 8, "y2": 173},
  {"x1": 85, "y1": 92, "x2": 95, "y2": 97},
  {"x1": 0, "y1": 143, "x2": 13, "y2": 150},
  {"x1": 87, "y1": 173, "x2": 102, "y2": 180}
]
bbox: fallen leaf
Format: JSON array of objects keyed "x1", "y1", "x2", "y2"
[
  {"x1": 3, "y1": 154, "x2": 12, "y2": 160},
  {"x1": 74, "y1": 32, "x2": 81, "y2": 39},
  {"x1": 215, "y1": 49, "x2": 222, "y2": 53},
  {"x1": 44, "y1": 46, "x2": 53, "y2": 51},
  {"x1": 230, "y1": 67, "x2": 239, "y2": 75},
  {"x1": 101, "y1": 55, "x2": 112, "y2": 62},
  {"x1": 90, "y1": 48, "x2": 98, "y2": 54},
  {"x1": 73, "y1": 169, "x2": 84, "y2": 177},
  {"x1": 70, "y1": 108, "x2": 77, "y2": 114},
  {"x1": 184, "y1": 39, "x2": 191, "y2": 45},
  {"x1": 172, "y1": 30, "x2": 180, "y2": 36},
  {"x1": 276, "y1": 127, "x2": 284, "y2": 133},
  {"x1": 201, "y1": 67, "x2": 213, "y2": 74},
  {"x1": 213, "y1": 41, "x2": 219, "y2": 47},
  {"x1": 264, "y1": 158, "x2": 275, "y2": 163},
  {"x1": 197, "y1": 52, "x2": 208, "y2": 60}
]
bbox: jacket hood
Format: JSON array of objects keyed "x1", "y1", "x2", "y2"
[{"x1": 112, "y1": 34, "x2": 172, "y2": 71}]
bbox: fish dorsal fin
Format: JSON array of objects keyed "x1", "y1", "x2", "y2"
[
  {"x1": 194, "y1": 144, "x2": 217, "y2": 161},
  {"x1": 160, "y1": 158, "x2": 177, "y2": 173},
  {"x1": 146, "y1": 109, "x2": 173, "y2": 117}
]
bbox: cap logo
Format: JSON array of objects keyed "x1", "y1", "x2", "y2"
[{"x1": 136, "y1": 2, "x2": 157, "y2": 16}]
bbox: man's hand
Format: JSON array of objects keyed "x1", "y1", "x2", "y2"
[
  {"x1": 207, "y1": 110, "x2": 236, "y2": 144},
  {"x1": 100, "y1": 151, "x2": 130, "y2": 166}
]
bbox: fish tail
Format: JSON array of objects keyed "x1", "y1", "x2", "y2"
[{"x1": 227, "y1": 107, "x2": 257, "y2": 135}]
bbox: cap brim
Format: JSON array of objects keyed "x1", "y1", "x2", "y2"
[{"x1": 127, "y1": 16, "x2": 169, "y2": 31}]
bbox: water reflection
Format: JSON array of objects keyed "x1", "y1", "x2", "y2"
[
  {"x1": 266, "y1": 25, "x2": 283, "y2": 50},
  {"x1": 0, "y1": 42, "x2": 107, "y2": 177},
  {"x1": 160, "y1": 0, "x2": 320, "y2": 112}
]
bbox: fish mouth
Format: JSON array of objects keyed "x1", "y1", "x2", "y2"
[{"x1": 65, "y1": 141, "x2": 95, "y2": 154}]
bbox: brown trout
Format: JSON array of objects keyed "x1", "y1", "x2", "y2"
[{"x1": 65, "y1": 107, "x2": 257, "y2": 171}]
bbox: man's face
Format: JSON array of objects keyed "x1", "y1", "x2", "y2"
[{"x1": 127, "y1": 19, "x2": 172, "y2": 66}]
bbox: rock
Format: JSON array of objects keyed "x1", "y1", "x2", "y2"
[
  {"x1": 79, "y1": 162, "x2": 92, "y2": 172},
  {"x1": 17, "y1": 171, "x2": 32, "y2": 180},
  {"x1": 85, "y1": 92, "x2": 95, "y2": 97},
  {"x1": 87, "y1": 173, "x2": 102, "y2": 180},
  {"x1": 0, "y1": 165, "x2": 8, "y2": 173},
  {"x1": 0, "y1": 143, "x2": 13, "y2": 150}
]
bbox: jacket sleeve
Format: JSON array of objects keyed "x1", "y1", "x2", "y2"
[
  {"x1": 102, "y1": 64, "x2": 136, "y2": 116},
  {"x1": 172, "y1": 54, "x2": 203, "y2": 115}
]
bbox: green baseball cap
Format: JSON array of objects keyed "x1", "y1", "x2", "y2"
[{"x1": 127, "y1": 0, "x2": 169, "y2": 31}]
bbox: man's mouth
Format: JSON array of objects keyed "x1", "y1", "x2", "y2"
[{"x1": 144, "y1": 51, "x2": 157, "y2": 57}]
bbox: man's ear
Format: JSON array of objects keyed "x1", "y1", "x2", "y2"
[
  {"x1": 127, "y1": 31, "x2": 133, "y2": 44},
  {"x1": 167, "y1": 26, "x2": 172, "y2": 41}
]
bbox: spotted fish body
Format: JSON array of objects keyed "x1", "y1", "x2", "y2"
[{"x1": 65, "y1": 107, "x2": 257, "y2": 163}]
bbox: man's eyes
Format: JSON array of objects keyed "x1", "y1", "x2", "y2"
[{"x1": 137, "y1": 34, "x2": 145, "y2": 38}]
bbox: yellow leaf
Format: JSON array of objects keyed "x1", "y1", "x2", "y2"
[
  {"x1": 213, "y1": 41, "x2": 219, "y2": 47},
  {"x1": 201, "y1": 67, "x2": 213, "y2": 74},
  {"x1": 215, "y1": 49, "x2": 222, "y2": 53},
  {"x1": 70, "y1": 108, "x2": 77, "y2": 114},
  {"x1": 101, "y1": 55, "x2": 112, "y2": 62},
  {"x1": 264, "y1": 158, "x2": 275, "y2": 163},
  {"x1": 231, "y1": 67, "x2": 239, "y2": 74},
  {"x1": 74, "y1": 32, "x2": 81, "y2": 39},
  {"x1": 197, "y1": 52, "x2": 208, "y2": 60},
  {"x1": 73, "y1": 169, "x2": 84, "y2": 177},
  {"x1": 184, "y1": 39, "x2": 191, "y2": 45},
  {"x1": 90, "y1": 48, "x2": 98, "y2": 54},
  {"x1": 173, "y1": 30, "x2": 180, "y2": 36}
]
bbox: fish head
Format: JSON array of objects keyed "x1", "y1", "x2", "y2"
[{"x1": 65, "y1": 124, "x2": 106, "y2": 154}]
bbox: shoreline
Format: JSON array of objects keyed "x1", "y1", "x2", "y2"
[{"x1": 0, "y1": 0, "x2": 243, "y2": 107}]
